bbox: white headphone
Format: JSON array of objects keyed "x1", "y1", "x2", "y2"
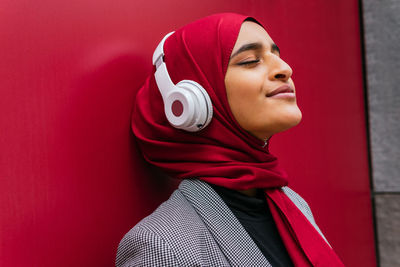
[{"x1": 152, "y1": 32, "x2": 213, "y2": 132}]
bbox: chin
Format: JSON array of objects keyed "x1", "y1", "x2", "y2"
[
  {"x1": 246, "y1": 106, "x2": 303, "y2": 140},
  {"x1": 290, "y1": 108, "x2": 303, "y2": 127},
  {"x1": 274, "y1": 107, "x2": 303, "y2": 134}
]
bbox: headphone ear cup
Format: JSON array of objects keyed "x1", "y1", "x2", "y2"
[
  {"x1": 164, "y1": 88, "x2": 195, "y2": 130},
  {"x1": 175, "y1": 80, "x2": 213, "y2": 132},
  {"x1": 163, "y1": 80, "x2": 213, "y2": 132}
]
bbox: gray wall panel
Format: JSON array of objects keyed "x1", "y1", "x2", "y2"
[
  {"x1": 362, "y1": 0, "x2": 400, "y2": 266},
  {"x1": 375, "y1": 195, "x2": 400, "y2": 267},
  {"x1": 363, "y1": 0, "x2": 400, "y2": 192}
]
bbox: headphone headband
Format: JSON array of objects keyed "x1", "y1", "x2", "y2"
[
  {"x1": 152, "y1": 31, "x2": 174, "y2": 68},
  {"x1": 153, "y1": 32, "x2": 175, "y2": 102}
]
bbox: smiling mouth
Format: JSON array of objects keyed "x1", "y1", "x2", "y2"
[{"x1": 266, "y1": 84, "x2": 295, "y2": 98}]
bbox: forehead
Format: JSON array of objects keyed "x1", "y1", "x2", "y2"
[{"x1": 232, "y1": 21, "x2": 274, "y2": 52}]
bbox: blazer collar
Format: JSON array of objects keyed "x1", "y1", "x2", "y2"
[{"x1": 179, "y1": 179, "x2": 272, "y2": 267}]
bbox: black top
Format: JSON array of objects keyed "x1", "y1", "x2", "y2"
[{"x1": 211, "y1": 185, "x2": 294, "y2": 267}]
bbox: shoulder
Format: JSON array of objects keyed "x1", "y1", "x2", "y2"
[
  {"x1": 116, "y1": 185, "x2": 227, "y2": 266},
  {"x1": 116, "y1": 224, "x2": 178, "y2": 267},
  {"x1": 116, "y1": 190, "x2": 186, "y2": 266},
  {"x1": 134, "y1": 189, "x2": 205, "y2": 235}
]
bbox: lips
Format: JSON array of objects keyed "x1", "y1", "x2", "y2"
[{"x1": 266, "y1": 84, "x2": 295, "y2": 97}]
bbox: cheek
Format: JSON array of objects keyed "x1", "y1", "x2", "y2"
[
  {"x1": 227, "y1": 80, "x2": 256, "y2": 113},
  {"x1": 226, "y1": 81, "x2": 265, "y2": 130},
  {"x1": 226, "y1": 73, "x2": 263, "y2": 104}
]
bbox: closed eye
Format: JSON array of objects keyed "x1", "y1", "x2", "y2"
[{"x1": 237, "y1": 59, "x2": 260, "y2": 66}]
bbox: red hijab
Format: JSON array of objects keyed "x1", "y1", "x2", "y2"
[{"x1": 132, "y1": 13, "x2": 344, "y2": 266}]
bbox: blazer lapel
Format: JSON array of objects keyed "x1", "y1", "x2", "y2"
[{"x1": 179, "y1": 179, "x2": 272, "y2": 267}]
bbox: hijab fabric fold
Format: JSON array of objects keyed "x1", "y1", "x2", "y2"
[{"x1": 132, "y1": 13, "x2": 344, "y2": 266}]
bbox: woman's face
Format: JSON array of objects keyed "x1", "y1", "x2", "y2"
[{"x1": 225, "y1": 21, "x2": 302, "y2": 141}]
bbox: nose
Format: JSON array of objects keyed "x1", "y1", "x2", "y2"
[{"x1": 269, "y1": 56, "x2": 293, "y2": 81}]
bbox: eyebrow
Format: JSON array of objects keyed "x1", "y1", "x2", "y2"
[
  {"x1": 271, "y1": 43, "x2": 280, "y2": 55},
  {"x1": 230, "y1": 42, "x2": 281, "y2": 59}
]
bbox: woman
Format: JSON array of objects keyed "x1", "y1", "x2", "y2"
[{"x1": 116, "y1": 13, "x2": 344, "y2": 266}]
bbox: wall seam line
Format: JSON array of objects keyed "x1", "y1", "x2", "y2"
[{"x1": 358, "y1": 0, "x2": 380, "y2": 266}]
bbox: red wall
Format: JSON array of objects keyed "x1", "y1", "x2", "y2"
[{"x1": 0, "y1": 1, "x2": 375, "y2": 266}]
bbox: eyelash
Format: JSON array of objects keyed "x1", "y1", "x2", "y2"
[{"x1": 237, "y1": 59, "x2": 260, "y2": 66}]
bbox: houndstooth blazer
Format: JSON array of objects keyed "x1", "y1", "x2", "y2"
[{"x1": 116, "y1": 179, "x2": 327, "y2": 267}]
